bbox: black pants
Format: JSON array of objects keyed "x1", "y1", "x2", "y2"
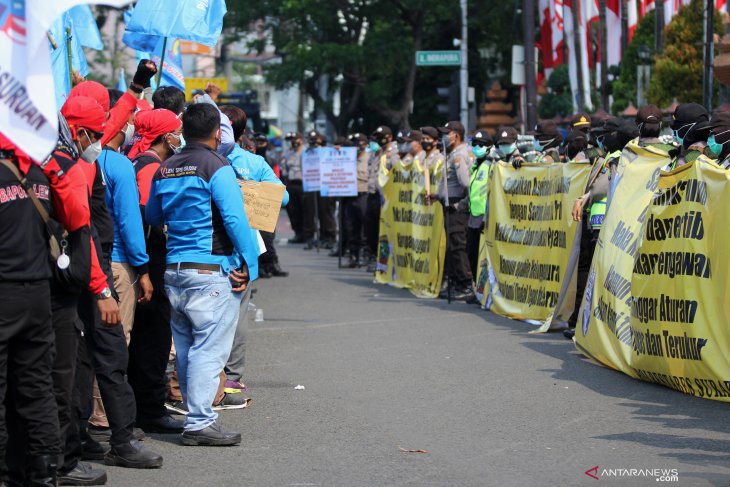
[
  {"x1": 0, "y1": 280, "x2": 60, "y2": 480},
  {"x1": 259, "y1": 231, "x2": 278, "y2": 267},
  {"x1": 128, "y1": 259, "x2": 171, "y2": 422},
  {"x1": 302, "y1": 191, "x2": 317, "y2": 241},
  {"x1": 64, "y1": 329, "x2": 94, "y2": 471},
  {"x1": 49, "y1": 291, "x2": 82, "y2": 474},
  {"x1": 569, "y1": 220, "x2": 598, "y2": 328},
  {"x1": 364, "y1": 193, "x2": 381, "y2": 257},
  {"x1": 76, "y1": 291, "x2": 136, "y2": 447},
  {"x1": 444, "y1": 205, "x2": 473, "y2": 287},
  {"x1": 466, "y1": 226, "x2": 482, "y2": 280},
  {"x1": 344, "y1": 193, "x2": 367, "y2": 255},
  {"x1": 318, "y1": 195, "x2": 337, "y2": 243},
  {"x1": 286, "y1": 180, "x2": 305, "y2": 238}
]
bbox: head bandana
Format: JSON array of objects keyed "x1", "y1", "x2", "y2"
[{"x1": 128, "y1": 109, "x2": 182, "y2": 159}]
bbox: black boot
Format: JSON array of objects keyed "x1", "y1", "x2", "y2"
[
  {"x1": 58, "y1": 462, "x2": 107, "y2": 486},
  {"x1": 269, "y1": 262, "x2": 289, "y2": 277},
  {"x1": 258, "y1": 265, "x2": 272, "y2": 278},
  {"x1": 348, "y1": 254, "x2": 359, "y2": 268},
  {"x1": 104, "y1": 440, "x2": 162, "y2": 469},
  {"x1": 27, "y1": 455, "x2": 57, "y2": 487}
]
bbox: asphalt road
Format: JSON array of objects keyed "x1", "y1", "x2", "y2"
[{"x1": 106, "y1": 225, "x2": 730, "y2": 487}]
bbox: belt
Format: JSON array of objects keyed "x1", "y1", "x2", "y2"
[{"x1": 167, "y1": 263, "x2": 221, "y2": 272}]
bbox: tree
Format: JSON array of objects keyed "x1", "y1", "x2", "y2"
[
  {"x1": 538, "y1": 65, "x2": 573, "y2": 118},
  {"x1": 646, "y1": 0, "x2": 721, "y2": 107},
  {"x1": 610, "y1": 10, "x2": 656, "y2": 113}
]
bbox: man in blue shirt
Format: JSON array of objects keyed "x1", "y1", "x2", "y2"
[{"x1": 146, "y1": 104, "x2": 258, "y2": 446}]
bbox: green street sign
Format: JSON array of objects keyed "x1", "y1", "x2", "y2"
[{"x1": 416, "y1": 50, "x2": 461, "y2": 66}]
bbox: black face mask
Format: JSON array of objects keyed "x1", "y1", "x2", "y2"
[
  {"x1": 422, "y1": 140, "x2": 433, "y2": 151},
  {"x1": 290, "y1": 141, "x2": 301, "y2": 150},
  {"x1": 256, "y1": 146, "x2": 268, "y2": 157}
]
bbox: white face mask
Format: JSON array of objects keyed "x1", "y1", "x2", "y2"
[
  {"x1": 168, "y1": 132, "x2": 182, "y2": 154},
  {"x1": 122, "y1": 123, "x2": 135, "y2": 147},
  {"x1": 80, "y1": 131, "x2": 102, "y2": 163}
]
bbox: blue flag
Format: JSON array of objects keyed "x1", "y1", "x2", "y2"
[
  {"x1": 117, "y1": 69, "x2": 127, "y2": 92},
  {"x1": 122, "y1": 8, "x2": 159, "y2": 52},
  {"x1": 137, "y1": 38, "x2": 185, "y2": 91},
  {"x1": 124, "y1": 0, "x2": 227, "y2": 47},
  {"x1": 49, "y1": 10, "x2": 90, "y2": 109},
  {"x1": 68, "y1": 5, "x2": 103, "y2": 50}
]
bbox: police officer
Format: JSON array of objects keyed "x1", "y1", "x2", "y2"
[
  {"x1": 304, "y1": 130, "x2": 337, "y2": 250},
  {"x1": 342, "y1": 133, "x2": 370, "y2": 267},
  {"x1": 402, "y1": 130, "x2": 426, "y2": 165},
  {"x1": 437, "y1": 121, "x2": 475, "y2": 301},
  {"x1": 281, "y1": 132, "x2": 307, "y2": 243},
  {"x1": 456, "y1": 130, "x2": 493, "y2": 282},
  {"x1": 494, "y1": 126, "x2": 525, "y2": 168},
  {"x1": 363, "y1": 126, "x2": 399, "y2": 272},
  {"x1": 571, "y1": 112, "x2": 604, "y2": 163},
  {"x1": 532, "y1": 120, "x2": 563, "y2": 163}
]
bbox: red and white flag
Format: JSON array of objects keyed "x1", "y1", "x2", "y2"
[{"x1": 0, "y1": 0, "x2": 131, "y2": 162}]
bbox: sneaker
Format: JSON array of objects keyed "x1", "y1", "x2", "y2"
[
  {"x1": 223, "y1": 380, "x2": 246, "y2": 393},
  {"x1": 104, "y1": 440, "x2": 163, "y2": 469},
  {"x1": 451, "y1": 286, "x2": 476, "y2": 302},
  {"x1": 58, "y1": 462, "x2": 107, "y2": 486},
  {"x1": 165, "y1": 400, "x2": 188, "y2": 415},
  {"x1": 212, "y1": 392, "x2": 251, "y2": 411},
  {"x1": 181, "y1": 422, "x2": 241, "y2": 447}
]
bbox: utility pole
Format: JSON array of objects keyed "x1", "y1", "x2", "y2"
[
  {"x1": 523, "y1": 0, "x2": 537, "y2": 129},
  {"x1": 599, "y1": 0, "x2": 609, "y2": 110},
  {"x1": 460, "y1": 0, "x2": 469, "y2": 129},
  {"x1": 655, "y1": 0, "x2": 664, "y2": 52},
  {"x1": 703, "y1": 0, "x2": 715, "y2": 111}
]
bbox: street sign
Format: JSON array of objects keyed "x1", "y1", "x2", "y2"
[{"x1": 416, "y1": 50, "x2": 461, "y2": 66}]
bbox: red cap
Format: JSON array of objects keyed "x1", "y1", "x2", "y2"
[
  {"x1": 61, "y1": 96, "x2": 106, "y2": 136},
  {"x1": 128, "y1": 109, "x2": 182, "y2": 159},
  {"x1": 69, "y1": 80, "x2": 111, "y2": 113}
]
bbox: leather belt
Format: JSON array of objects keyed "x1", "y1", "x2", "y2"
[{"x1": 167, "y1": 263, "x2": 221, "y2": 272}]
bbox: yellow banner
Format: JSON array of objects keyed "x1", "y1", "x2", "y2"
[
  {"x1": 375, "y1": 158, "x2": 446, "y2": 298},
  {"x1": 479, "y1": 161, "x2": 591, "y2": 325},
  {"x1": 185, "y1": 77, "x2": 229, "y2": 101},
  {"x1": 576, "y1": 146, "x2": 730, "y2": 401}
]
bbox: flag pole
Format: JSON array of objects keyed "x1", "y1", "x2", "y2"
[
  {"x1": 156, "y1": 37, "x2": 168, "y2": 86},
  {"x1": 66, "y1": 27, "x2": 73, "y2": 88}
]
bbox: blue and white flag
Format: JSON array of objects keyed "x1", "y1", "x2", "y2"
[
  {"x1": 124, "y1": 0, "x2": 227, "y2": 47},
  {"x1": 49, "y1": 10, "x2": 91, "y2": 109},
  {"x1": 117, "y1": 68, "x2": 127, "y2": 92},
  {"x1": 68, "y1": 5, "x2": 103, "y2": 50},
  {"x1": 0, "y1": 0, "x2": 130, "y2": 162},
  {"x1": 137, "y1": 37, "x2": 185, "y2": 91}
]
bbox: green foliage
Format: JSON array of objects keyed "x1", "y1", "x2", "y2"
[
  {"x1": 646, "y1": 0, "x2": 722, "y2": 107},
  {"x1": 611, "y1": 10, "x2": 656, "y2": 113},
  {"x1": 538, "y1": 65, "x2": 573, "y2": 118}
]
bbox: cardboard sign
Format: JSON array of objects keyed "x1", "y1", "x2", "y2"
[
  {"x1": 319, "y1": 147, "x2": 358, "y2": 197},
  {"x1": 301, "y1": 149, "x2": 321, "y2": 192},
  {"x1": 238, "y1": 181, "x2": 286, "y2": 233}
]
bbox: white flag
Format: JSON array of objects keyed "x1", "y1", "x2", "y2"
[{"x1": 0, "y1": 0, "x2": 131, "y2": 162}]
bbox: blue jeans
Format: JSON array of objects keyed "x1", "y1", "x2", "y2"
[{"x1": 165, "y1": 267, "x2": 242, "y2": 431}]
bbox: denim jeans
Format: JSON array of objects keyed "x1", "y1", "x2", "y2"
[{"x1": 165, "y1": 267, "x2": 242, "y2": 431}]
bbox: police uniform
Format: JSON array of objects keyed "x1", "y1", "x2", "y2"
[
  {"x1": 281, "y1": 133, "x2": 306, "y2": 242},
  {"x1": 342, "y1": 134, "x2": 370, "y2": 266},
  {"x1": 438, "y1": 121, "x2": 474, "y2": 295}
]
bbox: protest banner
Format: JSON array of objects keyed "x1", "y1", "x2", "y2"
[
  {"x1": 375, "y1": 157, "x2": 446, "y2": 298},
  {"x1": 576, "y1": 154, "x2": 730, "y2": 402},
  {"x1": 479, "y1": 161, "x2": 591, "y2": 327},
  {"x1": 319, "y1": 147, "x2": 358, "y2": 197},
  {"x1": 238, "y1": 180, "x2": 286, "y2": 233},
  {"x1": 301, "y1": 149, "x2": 321, "y2": 192}
]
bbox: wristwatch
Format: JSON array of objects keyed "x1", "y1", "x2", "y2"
[{"x1": 96, "y1": 287, "x2": 113, "y2": 300}]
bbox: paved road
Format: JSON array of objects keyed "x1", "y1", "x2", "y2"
[{"x1": 110, "y1": 230, "x2": 730, "y2": 487}]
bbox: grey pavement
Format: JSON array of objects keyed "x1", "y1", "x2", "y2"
[{"x1": 108, "y1": 229, "x2": 730, "y2": 487}]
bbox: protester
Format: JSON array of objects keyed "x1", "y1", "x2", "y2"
[
  {"x1": 146, "y1": 103, "x2": 259, "y2": 445},
  {"x1": 60, "y1": 96, "x2": 164, "y2": 471},
  {"x1": 437, "y1": 121, "x2": 475, "y2": 301},
  {"x1": 707, "y1": 111, "x2": 730, "y2": 167},
  {"x1": 126, "y1": 109, "x2": 187, "y2": 435},
  {"x1": 669, "y1": 103, "x2": 711, "y2": 169},
  {"x1": 0, "y1": 137, "x2": 62, "y2": 487}
]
